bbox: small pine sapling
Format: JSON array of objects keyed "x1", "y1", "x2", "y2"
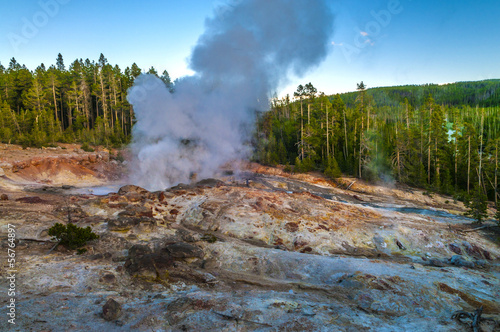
[
  {"x1": 48, "y1": 223, "x2": 99, "y2": 251},
  {"x1": 495, "y1": 202, "x2": 500, "y2": 226},
  {"x1": 464, "y1": 185, "x2": 488, "y2": 224}
]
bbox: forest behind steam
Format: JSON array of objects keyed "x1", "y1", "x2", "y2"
[{"x1": 1, "y1": 54, "x2": 499, "y2": 215}]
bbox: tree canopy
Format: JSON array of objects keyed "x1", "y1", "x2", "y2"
[
  {"x1": 255, "y1": 81, "x2": 500, "y2": 223},
  {"x1": 0, "y1": 54, "x2": 174, "y2": 148}
]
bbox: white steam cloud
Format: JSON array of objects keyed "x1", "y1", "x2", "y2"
[{"x1": 127, "y1": 0, "x2": 334, "y2": 190}]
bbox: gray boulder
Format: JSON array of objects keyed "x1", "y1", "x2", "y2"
[
  {"x1": 165, "y1": 242, "x2": 204, "y2": 259},
  {"x1": 450, "y1": 255, "x2": 475, "y2": 268},
  {"x1": 102, "y1": 298, "x2": 122, "y2": 321}
]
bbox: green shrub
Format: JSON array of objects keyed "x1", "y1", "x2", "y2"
[
  {"x1": 201, "y1": 233, "x2": 217, "y2": 243},
  {"x1": 463, "y1": 185, "x2": 488, "y2": 224},
  {"x1": 295, "y1": 156, "x2": 315, "y2": 173},
  {"x1": 81, "y1": 142, "x2": 95, "y2": 152},
  {"x1": 494, "y1": 202, "x2": 500, "y2": 226},
  {"x1": 48, "y1": 223, "x2": 99, "y2": 250},
  {"x1": 324, "y1": 156, "x2": 342, "y2": 179},
  {"x1": 283, "y1": 164, "x2": 292, "y2": 173},
  {"x1": 114, "y1": 151, "x2": 125, "y2": 163}
]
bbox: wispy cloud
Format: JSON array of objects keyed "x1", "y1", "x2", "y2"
[
  {"x1": 331, "y1": 41, "x2": 343, "y2": 46},
  {"x1": 360, "y1": 31, "x2": 369, "y2": 37}
]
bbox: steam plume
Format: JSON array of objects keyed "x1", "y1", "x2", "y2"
[{"x1": 128, "y1": 0, "x2": 334, "y2": 190}]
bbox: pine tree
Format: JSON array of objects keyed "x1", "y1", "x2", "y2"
[
  {"x1": 130, "y1": 63, "x2": 142, "y2": 80},
  {"x1": 0, "y1": 101, "x2": 15, "y2": 142},
  {"x1": 464, "y1": 184, "x2": 488, "y2": 224},
  {"x1": 458, "y1": 123, "x2": 479, "y2": 194},
  {"x1": 147, "y1": 66, "x2": 158, "y2": 76},
  {"x1": 494, "y1": 202, "x2": 500, "y2": 226},
  {"x1": 0, "y1": 54, "x2": 142, "y2": 147},
  {"x1": 161, "y1": 70, "x2": 174, "y2": 92},
  {"x1": 56, "y1": 53, "x2": 65, "y2": 71},
  {"x1": 294, "y1": 84, "x2": 306, "y2": 160},
  {"x1": 324, "y1": 155, "x2": 342, "y2": 179},
  {"x1": 430, "y1": 104, "x2": 449, "y2": 191}
]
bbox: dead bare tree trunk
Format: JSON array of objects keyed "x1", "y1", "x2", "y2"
[
  {"x1": 326, "y1": 104, "x2": 329, "y2": 159},
  {"x1": 427, "y1": 107, "x2": 433, "y2": 185},
  {"x1": 308, "y1": 103, "x2": 311, "y2": 126},
  {"x1": 112, "y1": 75, "x2": 118, "y2": 128},
  {"x1": 353, "y1": 119, "x2": 357, "y2": 171},
  {"x1": 51, "y1": 80, "x2": 62, "y2": 133},
  {"x1": 405, "y1": 102, "x2": 410, "y2": 130},
  {"x1": 343, "y1": 108, "x2": 348, "y2": 160},
  {"x1": 454, "y1": 123, "x2": 458, "y2": 190},
  {"x1": 67, "y1": 95, "x2": 73, "y2": 128},
  {"x1": 468, "y1": 135, "x2": 471, "y2": 194},
  {"x1": 359, "y1": 116, "x2": 364, "y2": 179},
  {"x1": 99, "y1": 71, "x2": 108, "y2": 134},
  {"x1": 396, "y1": 125, "x2": 401, "y2": 182},
  {"x1": 435, "y1": 137, "x2": 440, "y2": 185},
  {"x1": 301, "y1": 101, "x2": 304, "y2": 160},
  {"x1": 478, "y1": 108, "x2": 484, "y2": 189},
  {"x1": 495, "y1": 140, "x2": 498, "y2": 206},
  {"x1": 9, "y1": 107, "x2": 21, "y2": 134}
]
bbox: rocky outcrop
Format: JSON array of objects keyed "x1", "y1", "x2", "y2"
[
  {"x1": 123, "y1": 241, "x2": 206, "y2": 284},
  {"x1": 165, "y1": 242, "x2": 204, "y2": 259},
  {"x1": 102, "y1": 298, "x2": 122, "y2": 321},
  {"x1": 117, "y1": 185, "x2": 150, "y2": 195},
  {"x1": 2, "y1": 161, "x2": 499, "y2": 331},
  {"x1": 1, "y1": 145, "x2": 122, "y2": 186},
  {"x1": 124, "y1": 244, "x2": 174, "y2": 282},
  {"x1": 450, "y1": 255, "x2": 475, "y2": 268},
  {"x1": 15, "y1": 196, "x2": 48, "y2": 204},
  {"x1": 107, "y1": 216, "x2": 156, "y2": 232}
]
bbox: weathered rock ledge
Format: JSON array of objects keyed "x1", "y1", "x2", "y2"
[{"x1": 1, "y1": 166, "x2": 499, "y2": 331}]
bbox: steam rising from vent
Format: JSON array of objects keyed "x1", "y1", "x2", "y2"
[{"x1": 128, "y1": 0, "x2": 334, "y2": 190}]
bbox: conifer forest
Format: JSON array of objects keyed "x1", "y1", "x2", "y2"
[
  {"x1": 0, "y1": 54, "x2": 173, "y2": 148},
  {"x1": 1, "y1": 54, "x2": 500, "y2": 219},
  {"x1": 254, "y1": 80, "x2": 500, "y2": 220}
]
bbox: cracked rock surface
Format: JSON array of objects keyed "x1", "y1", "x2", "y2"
[{"x1": 0, "y1": 149, "x2": 499, "y2": 331}]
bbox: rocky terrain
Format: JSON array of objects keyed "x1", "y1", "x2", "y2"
[{"x1": 1, "y1": 144, "x2": 499, "y2": 331}]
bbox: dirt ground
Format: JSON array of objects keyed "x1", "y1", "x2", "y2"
[
  {"x1": 0, "y1": 143, "x2": 124, "y2": 189},
  {"x1": 0, "y1": 144, "x2": 499, "y2": 331}
]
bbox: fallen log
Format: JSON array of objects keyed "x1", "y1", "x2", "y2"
[
  {"x1": 213, "y1": 310, "x2": 273, "y2": 327},
  {"x1": 346, "y1": 180, "x2": 357, "y2": 191},
  {"x1": 452, "y1": 306, "x2": 498, "y2": 332}
]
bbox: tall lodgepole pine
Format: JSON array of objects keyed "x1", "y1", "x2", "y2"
[
  {"x1": 326, "y1": 103, "x2": 329, "y2": 159},
  {"x1": 343, "y1": 106, "x2": 348, "y2": 160},
  {"x1": 50, "y1": 74, "x2": 61, "y2": 133},
  {"x1": 453, "y1": 110, "x2": 458, "y2": 190},
  {"x1": 426, "y1": 96, "x2": 433, "y2": 185},
  {"x1": 496, "y1": 139, "x2": 498, "y2": 206},
  {"x1": 478, "y1": 107, "x2": 484, "y2": 190},
  {"x1": 294, "y1": 84, "x2": 305, "y2": 160},
  {"x1": 468, "y1": 135, "x2": 471, "y2": 194}
]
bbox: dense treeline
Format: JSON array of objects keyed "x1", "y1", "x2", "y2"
[
  {"x1": 255, "y1": 82, "x2": 500, "y2": 222},
  {"x1": 1, "y1": 55, "x2": 499, "y2": 221},
  {"x1": 0, "y1": 53, "x2": 173, "y2": 148},
  {"x1": 340, "y1": 79, "x2": 500, "y2": 108}
]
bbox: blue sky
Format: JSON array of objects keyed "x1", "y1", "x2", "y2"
[{"x1": 1, "y1": 0, "x2": 499, "y2": 96}]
